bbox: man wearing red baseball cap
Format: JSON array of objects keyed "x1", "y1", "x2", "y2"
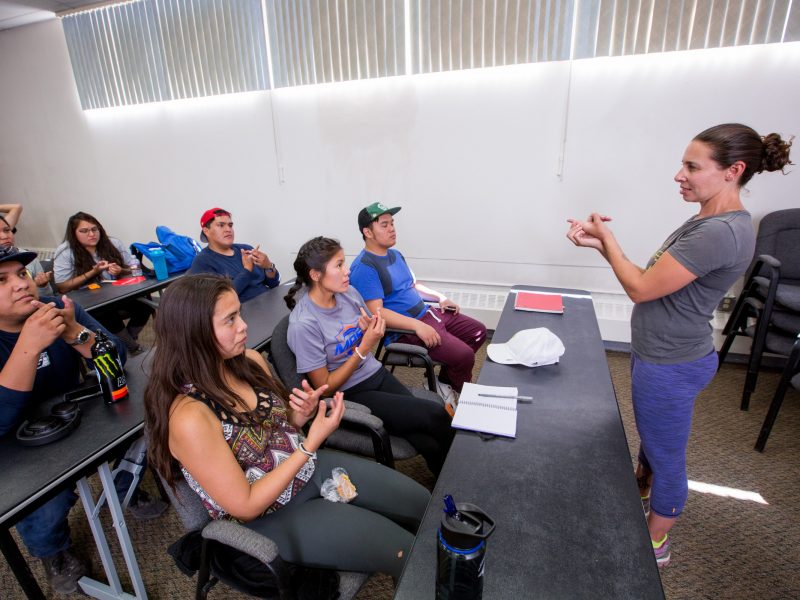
[{"x1": 188, "y1": 208, "x2": 280, "y2": 301}]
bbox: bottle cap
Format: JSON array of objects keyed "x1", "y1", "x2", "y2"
[{"x1": 440, "y1": 502, "x2": 495, "y2": 550}]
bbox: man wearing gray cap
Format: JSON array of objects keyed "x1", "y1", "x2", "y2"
[{"x1": 350, "y1": 203, "x2": 487, "y2": 405}]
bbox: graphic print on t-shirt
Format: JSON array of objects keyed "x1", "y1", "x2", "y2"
[
  {"x1": 37, "y1": 351, "x2": 51, "y2": 369},
  {"x1": 333, "y1": 321, "x2": 364, "y2": 360}
]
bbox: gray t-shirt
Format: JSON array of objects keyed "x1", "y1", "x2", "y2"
[
  {"x1": 26, "y1": 255, "x2": 54, "y2": 294},
  {"x1": 53, "y1": 238, "x2": 133, "y2": 284},
  {"x1": 287, "y1": 286, "x2": 382, "y2": 390},
  {"x1": 631, "y1": 210, "x2": 755, "y2": 364}
]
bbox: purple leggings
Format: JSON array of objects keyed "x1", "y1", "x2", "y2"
[
  {"x1": 631, "y1": 350, "x2": 718, "y2": 518},
  {"x1": 397, "y1": 308, "x2": 487, "y2": 393}
]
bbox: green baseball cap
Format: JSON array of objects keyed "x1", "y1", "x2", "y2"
[{"x1": 358, "y1": 202, "x2": 401, "y2": 232}]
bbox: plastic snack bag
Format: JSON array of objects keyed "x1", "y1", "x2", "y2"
[{"x1": 321, "y1": 467, "x2": 358, "y2": 503}]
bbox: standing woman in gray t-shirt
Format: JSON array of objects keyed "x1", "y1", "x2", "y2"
[{"x1": 566, "y1": 123, "x2": 792, "y2": 568}]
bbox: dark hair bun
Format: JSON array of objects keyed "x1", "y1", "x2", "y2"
[{"x1": 762, "y1": 133, "x2": 793, "y2": 173}]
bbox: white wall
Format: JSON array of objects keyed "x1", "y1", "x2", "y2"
[{"x1": 1, "y1": 18, "x2": 799, "y2": 297}]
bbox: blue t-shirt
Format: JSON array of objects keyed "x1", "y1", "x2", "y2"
[
  {"x1": 287, "y1": 287, "x2": 381, "y2": 391},
  {"x1": 349, "y1": 249, "x2": 427, "y2": 320},
  {"x1": 0, "y1": 297, "x2": 126, "y2": 436},
  {"x1": 188, "y1": 244, "x2": 280, "y2": 302}
]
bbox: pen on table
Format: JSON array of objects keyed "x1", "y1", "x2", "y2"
[{"x1": 478, "y1": 393, "x2": 533, "y2": 403}]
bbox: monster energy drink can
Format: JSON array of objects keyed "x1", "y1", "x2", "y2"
[{"x1": 91, "y1": 330, "x2": 129, "y2": 404}]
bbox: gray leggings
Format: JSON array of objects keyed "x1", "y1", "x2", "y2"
[{"x1": 244, "y1": 450, "x2": 430, "y2": 578}]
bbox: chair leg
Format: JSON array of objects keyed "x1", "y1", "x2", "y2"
[
  {"x1": 717, "y1": 331, "x2": 738, "y2": 371},
  {"x1": 741, "y1": 369, "x2": 758, "y2": 411},
  {"x1": 755, "y1": 371, "x2": 795, "y2": 452},
  {"x1": 196, "y1": 538, "x2": 213, "y2": 600}
]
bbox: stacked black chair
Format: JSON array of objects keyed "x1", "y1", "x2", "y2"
[
  {"x1": 755, "y1": 333, "x2": 800, "y2": 452},
  {"x1": 718, "y1": 209, "x2": 800, "y2": 410}
]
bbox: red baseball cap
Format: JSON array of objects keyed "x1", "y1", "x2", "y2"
[{"x1": 199, "y1": 208, "x2": 231, "y2": 242}]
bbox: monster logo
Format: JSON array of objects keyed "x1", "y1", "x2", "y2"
[
  {"x1": 93, "y1": 353, "x2": 128, "y2": 401},
  {"x1": 93, "y1": 353, "x2": 120, "y2": 377}
]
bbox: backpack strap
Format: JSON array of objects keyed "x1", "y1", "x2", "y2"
[{"x1": 358, "y1": 251, "x2": 426, "y2": 318}]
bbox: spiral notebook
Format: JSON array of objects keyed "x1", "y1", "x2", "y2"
[{"x1": 451, "y1": 383, "x2": 518, "y2": 438}]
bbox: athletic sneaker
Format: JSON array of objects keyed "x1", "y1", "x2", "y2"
[
  {"x1": 41, "y1": 548, "x2": 87, "y2": 595},
  {"x1": 641, "y1": 493, "x2": 650, "y2": 517},
  {"x1": 436, "y1": 379, "x2": 459, "y2": 417},
  {"x1": 652, "y1": 534, "x2": 671, "y2": 568},
  {"x1": 127, "y1": 491, "x2": 168, "y2": 521}
]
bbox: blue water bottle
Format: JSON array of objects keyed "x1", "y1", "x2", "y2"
[
  {"x1": 436, "y1": 495, "x2": 496, "y2": 600},
  {"x1": 149, "y1": 247, "x2": 169, "y2": 281}
]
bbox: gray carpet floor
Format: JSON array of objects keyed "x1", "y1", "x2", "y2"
[{"x1": 2, "y1": 345, "x2": 798, "y2": 599}]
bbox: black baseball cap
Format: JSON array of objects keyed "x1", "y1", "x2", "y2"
[{"x1": 0, "y1": 246, "x2": 37, "y2": 267}]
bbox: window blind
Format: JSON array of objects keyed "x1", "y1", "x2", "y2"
[
  {"x1": 574, "y1": 0, "x2": 799, "y2": 59},
  {"x1": 62, "y1": 0, "x2": 269, "y2": 109},
  {"x1": 409, "y1": 0, "x2": 575, "y2": 74},
  {"x1": 62, "y1": 0, "x2": 800, "y2": 108},
  {"x1": 264, "y1": 0, "x2": 406, "y2": 87}
]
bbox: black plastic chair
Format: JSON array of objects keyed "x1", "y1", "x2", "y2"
[
  {"x1": 375, "y1": 327, "x2": 442, "y2": 392},
  {"x1": 268, "y1": 315, "x2": 444, "y2": 469},
  {"x1": 755, "y1": 333, "x2": 800, "y2": 452},
  {"x1": 161, "y1": 473, "x2": 368, "y2": 599},
  {"x1": 718, "y1": 209, "x2": 800, "y2": 410}
]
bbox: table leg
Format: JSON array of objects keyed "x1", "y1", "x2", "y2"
[
  {"x1": 0, "y1": 527, "x2": 46, "y2": 600},
  {"x1": 76, "y1": 462, "x2": 146, "y2": 600}
]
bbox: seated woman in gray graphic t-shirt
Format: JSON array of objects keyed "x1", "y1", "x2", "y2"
[{"x1": 285, "y1": 236, "x2": 454, "y2": 475}]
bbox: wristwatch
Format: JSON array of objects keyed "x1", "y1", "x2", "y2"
[{"x1": 67, "y1": 327, "x2": 92, "y2": 346}]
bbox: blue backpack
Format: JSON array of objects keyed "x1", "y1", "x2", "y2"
[{"x1": 131, "y1": 226, "x2": 201, "y2": 274}]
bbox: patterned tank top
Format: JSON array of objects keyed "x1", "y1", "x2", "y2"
[{"x1": 179, "y1": 385, "x2": 316, "y2": 520}]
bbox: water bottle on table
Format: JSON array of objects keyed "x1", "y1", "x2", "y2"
[
  {"x1": 129, "y1": 257, "x2": 143, "y2": 277},
  {"x1": 436, "y1": 495, "x2": 496, "y2": 600},
  {"x1": 91, "y1": 330, "x2": 129, "y2": 404},
  {"x1": 149, "y1": 247, "x2": 169, "y2": 281}
]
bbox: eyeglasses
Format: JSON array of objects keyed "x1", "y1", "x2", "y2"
[{"x1": 77, "y1": 227, "x2": 99, "y2": 235}]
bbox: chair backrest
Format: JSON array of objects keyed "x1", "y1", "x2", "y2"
[
  {"x1": 269, "y1": 315, "x2": 303, "y2": 391},
  {"x1": 755, "y1": 209, "x2": 800, "y2": 284},
  {"x1": 158, "y1": 472, "x2": 212, "y2": 532}
]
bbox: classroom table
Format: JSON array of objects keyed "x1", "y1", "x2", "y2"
[
  {"x1": 395, "y1": 286, "x2": 665, "y2": 599},
  {"x1": 0, "y1": 354, "x2": 151, "y2": 600},
  {"x1": 240, "y1": 283, "x2": 293, "y2": 350},
  {"x1": 67, "y1": 273, "x2": 183, "y2": 313}
]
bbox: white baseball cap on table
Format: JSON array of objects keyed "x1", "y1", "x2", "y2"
[{"x1": 486, "y1": 328, "x2": 565, "y2": 367}]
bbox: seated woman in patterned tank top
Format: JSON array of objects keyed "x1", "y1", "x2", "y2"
[{"x1": 144, "y1": 274, "x2": 430, "y2": 579}]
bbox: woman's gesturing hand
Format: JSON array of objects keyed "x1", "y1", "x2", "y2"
[
  {"x1": 304, "y1": 392, "x2": 345, "y2": 452},
  {"x1": 360, "y1": 310, "x2": 386, "y2": 349},
  {"x1": 288, "y1": 379, "x2": 328, "y2": 427},
  {"x1": 566, "y1": 214, "x2": 613, "y2": 252}
]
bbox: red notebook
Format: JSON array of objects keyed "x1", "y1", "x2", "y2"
[{"x1": 514, "y1": 291, "x2": 564, "y2": 314}]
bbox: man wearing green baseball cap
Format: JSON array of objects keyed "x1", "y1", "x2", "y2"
[{"x1": 350, "y1": 203, "x2": 487, "y2": 406}]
